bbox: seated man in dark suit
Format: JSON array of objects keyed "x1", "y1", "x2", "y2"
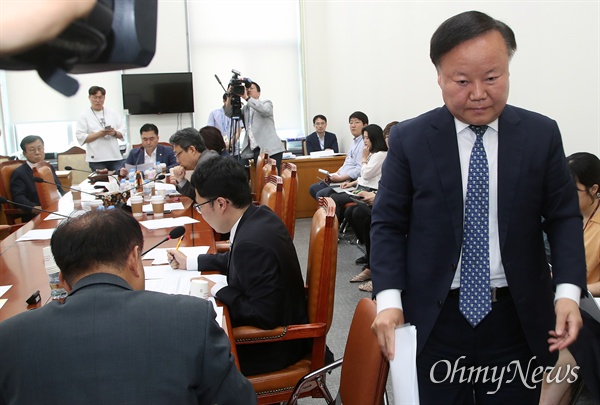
[
  {"x1": 0, "y1": 209, "x2": 256, "y2": 405},
  {"x1": 168, "y1": 156, "x2": 310, "y2": 376},
  {"x1": 119, "y1": 123, "x2": 177, "y2": 176},
  {"x1": 10, "y1": 135, "x2": 64, "y2": 220},
  {"x1": 305, "y1": 114, "x2": 339, "y2": 154}
]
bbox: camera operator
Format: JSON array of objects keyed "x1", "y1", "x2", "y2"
[{"x1": 225, "y1": 81, "x2": 285, "y2": 173}]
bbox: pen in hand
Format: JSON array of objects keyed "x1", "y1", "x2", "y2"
[{"x1": 169, "y1": 236, "x2": 184, "y2": 265}]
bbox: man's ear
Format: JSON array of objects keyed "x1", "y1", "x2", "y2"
[{"x1": 127, "y1": 245, "x2": 142, "y2": 279}]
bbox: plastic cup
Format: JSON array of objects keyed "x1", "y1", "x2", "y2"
[
  {"x1": 130, "y1": 195, "x2": 144, "y2": 217},
  {"x1": 190, "y1": 279, "x2": 209, "y2": 299},
  {"x1": 150, "y1": 195, "x2": 165, "y2": 218}
]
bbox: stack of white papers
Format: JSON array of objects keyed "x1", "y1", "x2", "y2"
[
  {"x1": 16, "y1": 229, "x2": 55, "y2": 242},
  {"x1": 391, "y1": 325, "x2": 419, "y2": 405},
  {"x1": 142, "y1": 246, "x2": 210, "y2": 265}
]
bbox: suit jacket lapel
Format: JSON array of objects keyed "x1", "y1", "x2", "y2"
[
  {"x1": 427, "y1": 107, "x2": 464, "y2": 248},
  {"x1": 497, "y1": 105, "x2": 525, "y2": 250}
]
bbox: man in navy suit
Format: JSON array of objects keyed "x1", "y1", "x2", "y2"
[
  {"x1": 119, "y1": 123, "x2": 177, "y2": 176},
  {"x1": 305, "y1": 114, "x2": 338, "y2": 154},
  {"x1": 370, "y1": 11, "x2": 586, "y2": 404},
  {"x1": 10, "y1": 135, "x2": 64, "y2": 221}
]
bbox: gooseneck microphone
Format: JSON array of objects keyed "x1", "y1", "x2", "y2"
[
  {"x1": 0, "y1": 196, "x2": 71, "y2": 219},
  {"x1": 141, "y1": 226, "x2": 186, "y2": 257},
  {"x1": 64, "y1": 166, "x2": 94, "y2": 175},
  {"x1": 32, "y1": 177, "x2": 99, "y2": 197}
]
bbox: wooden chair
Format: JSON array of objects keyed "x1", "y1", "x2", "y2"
[
  {"x1": 287, "y1": 298, "x2": 389, "y2": 405},
  {"x1": 281, "y1": 162, "x2": 298, "y2": 239},
  {"x1": 33, "y1": 164, "x2": 61, "y2": 209},
  {"x1": 250, "y1": 153, "x2": 268, "y2": 200},
  {"x1": 57, "y1": 146, "x2": 87, "y2": 185},
  {"x1": 233, "y1": 197, "x2": 338, "y2": 404},
  {"x1": 0, "y1": 160, "x2": 27, "y2": 224},
  {"x1": 260, "y1": 175, "x2": 284, "y2": 220}
]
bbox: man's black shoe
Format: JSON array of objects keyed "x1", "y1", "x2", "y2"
[{"x1": 355, "y1": 255, "x2": 368, "y2": 265}]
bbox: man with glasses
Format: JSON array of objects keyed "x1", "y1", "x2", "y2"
[
  {"x1": 10, "y1": 135, "x2": 64, "y2": 221},
  {"x1": 167, "y1": 156, "x2": 309, "y2": 376},
  {"x1": 168, "y1": 127, "x2": 218, "y2": 200},
  {"x1": 308, "y1": 111, "x2": 368, "y2": 200},
  {"x1": 76, "y1": 86, "x2": 126, "y2": 173}
]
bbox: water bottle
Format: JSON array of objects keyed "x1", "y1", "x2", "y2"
[
  {"x1": 43, "y1": 246, "x2": 67, "y2": 300},
  {"x1": 143, "y1": 180, "x2": 152, "y2": 202},
  {"x1": 119, "y1": 179, "x2": 127, "y2": 192},
  {"x1": 128, "y1": 169, "x2": 135, "y2": 183}
]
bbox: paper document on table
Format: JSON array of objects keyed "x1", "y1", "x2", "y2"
[
  {"x1": 139, "y1": 216, "x2": 199, "y2": 230},
  {"x1": 390, "y1": 324, "x2": 419, "y2": 405},
  {"x1": 0, "y1": 285, "x2": 12, "y2": 297},
  {"x1": 44, "y1": 213, "x2": 70, "y2": 221},
  {"x1": 143, "y1": 246, "x2": 210, "y2": 265},
  {"x1": 0, "y1": 299, "x2": 6, "y2": 309},
  {"x1": 16, "y1": 229, "x2": 55, "y2": 241},
  {"x1": 310, "y1": 150, "x2": 335, "y2": 158},
  {"x1": 141, "y1": 202, "x2": 185, "y2": 213}
]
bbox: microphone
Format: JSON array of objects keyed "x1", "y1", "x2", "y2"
[
  {"x1": 64, "y1": 166, "x2": 94, "y2": 175},
  {"x1": 141, "y1": 226, "x2": 186, "y2": 257},
  {"x1": 32, "y1": 177, "x2": 99, "y2": 197},
  {"x1": 214, "y1": 74, "x2": 226, "y2": 92},
  {"x1": 0, "y1": 196, "x2": 71, "y2": 219}
]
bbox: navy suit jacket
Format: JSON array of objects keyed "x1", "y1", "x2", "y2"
[
  {"x1": 370, "y1": 105, "x2": 587, "y2": 366},
  {"x1": 196, "y1": 204, "x2": 309, "y2": 375},
  {"x1": 305, "y1": 131, "x2": 339, "y2": 154},
  {"x1": 10, "y1": 163, "x2": 64, "y2": 212},
  {"x1": 125, "y1": 144, "x2": 178, "y2": 170},
  {"x1": 0, "y1": 273, "x2": 256, "y2": 404}
]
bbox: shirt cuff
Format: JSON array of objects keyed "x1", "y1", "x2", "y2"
[
  {"x1": 177, "y1": 178, "x2": 188, "y2": 188},
  {"x1": 212, "y1": 282, "x2": 227, "y2": 297},
  {"x1": 375, "y1": 289, "x2": 403, "y2": 313},
  {"x1": 186, "y1": 256, "x2": 198, "y2": 271},
  {"x1": 555, "y1": 283, "x2": 581, "y2": 306}
]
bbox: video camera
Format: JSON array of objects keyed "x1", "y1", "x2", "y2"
[{"x1": 228, "y1": 69, "x2": 252, "y2": 120}]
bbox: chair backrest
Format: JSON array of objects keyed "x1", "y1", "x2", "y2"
[
  {"x1": 57, "y1": 146, "x2": 87, "y2": 185},
  {"x1": 301, "y1": 138, "x2": 307, "y2": 156},
  {"x1": 281, "y1": 162, "x2": 298, "y2": 238},
  {"x1": 306, "y1": 197, "x2": 338, "y2": 366},
  {"x1": 252, "y1": 152, "x2": 268, "y2": 197},
  {"x1": 33, "y1": 164, "x2": 60, "y2": 209},
  {"x1": 338, "y1": 298, "x2": 390, "y2": 405},
  {"x1": 0, "y1": 160, "x2": 27, "y2": 224},
  {"x1": 260, "y1": 175, "x2": 284, "y2": 220}
]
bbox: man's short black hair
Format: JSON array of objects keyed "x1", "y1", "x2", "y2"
[
  {"x1": 430, "y1": 10, "x2": 517, "y2": 70},
  {"x1": 191, "y1": 156, "x2": 251, "y2": 209},
  {"x1": 139, "y1": 123, "x2": 159, "y2": 135},
  {"x1": 169, "y1": 127, "x2": 207, "y2": 153},
  {"x1": 20, "y1": 135, "x2": 44, "y2": 153},
  {"x1": 313, "y1": 114, "x2": 327, "y2": 124},
  {"x1": 51, "y1": 210, "x2": 144, "y2": 288},
  {"x1": 348, "y1": 111, "x2": 368, "y2": 125},
  {"x1": 88, "y1": 85, "x2": 106, "y2": 96}
]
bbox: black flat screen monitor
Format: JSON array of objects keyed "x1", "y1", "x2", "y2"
[{"x1": 121, "y1": 72, "x2": 194, "y2": 115}]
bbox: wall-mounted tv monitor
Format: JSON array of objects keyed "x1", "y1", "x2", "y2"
[{"x1": 121, "y1": 72, "x2": 194, "y2": 115}]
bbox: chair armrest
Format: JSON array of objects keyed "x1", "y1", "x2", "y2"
[
  {"x1": 215, "y1": 240, "x2": 231, "y2": 253},
  {"x1": 233, "y1": 323, "x2": 327, "y2": 344}
]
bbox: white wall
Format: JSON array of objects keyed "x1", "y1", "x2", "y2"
[
  {"x1": 1, "y1": 0, "x2": 599, "y2": 158},
  {"x1": 301, "y1": 1, "x2": 600, "y2": 156}
]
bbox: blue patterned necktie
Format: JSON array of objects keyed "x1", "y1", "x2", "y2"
[{"x1": 460, "y1": 125, "x2": 491, "y2": 327}]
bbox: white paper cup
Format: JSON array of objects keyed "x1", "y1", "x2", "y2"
[
  {"x1": 71, "y1": 186, "x2": 82, "y2": 202},
  {"x1": 190, "y1": 279, "x2": 209, "y2": 299},
  {"x1": 150, "y1": 195, "x2": 165, "y2": 217},
  {"x1": 130, "y1": 195, "x2": 144, "y2": 217}
]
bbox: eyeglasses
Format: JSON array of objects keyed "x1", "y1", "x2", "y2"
[
  {"x1": 26, "y1": 146, "x2": 44, "y2": 153},
  {"x1": 193, "y1": 198, "x2": 216, "y2": 214},
  {"x1": 174, "y1": 148, "x2": 186, "y2": 158}
]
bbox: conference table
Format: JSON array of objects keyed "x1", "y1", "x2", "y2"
[{"x1": 0, "y1": 189, "x2": 239, "y2": 367}]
